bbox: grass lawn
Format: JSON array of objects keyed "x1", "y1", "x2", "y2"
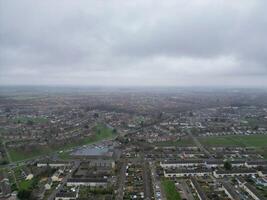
[
  {"x1": 9, "y1": 147, "x2": 54, "y2": 162},
  {"x1": 58, "y1": 124, "x2": 115, "y2": 151},
  {"x1": 9, "y1": 123, "x2": 117, "y2": 162},
  {"x1": 155, "y1": 137, "x2": 194, "y2": 147},
  {"x1": 19, "y1": 180, "x2": 34, "y2": 190},
  {"x1": 198, "y1": 134, "x2": 267, "y2": 159},
  {"x1": 162, "y1": 179, "x2": 181, "y2": 200},
  {"x1": 198, "y1": 134, "x2": 267, "y2": 147},
  {"x1": 12, "y1": 116, "x2": 48, "y2": 124}
]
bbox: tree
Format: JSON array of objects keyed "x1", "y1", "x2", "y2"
[
  {"x1": 27, "y1": 120, "x2": 34, "y2": 126},
  {"x1": 224, "y1": 161, "x2": 232, "y2": 170},
  {"x1": 0, "y1": 160, "x2": 8, "y2": 165},
  {"x1": 253, "y1": 125, "x2": 259, "y2": 130},
  {"x1": 17, "y1": 189, "x2": 32, "y2": 200}
]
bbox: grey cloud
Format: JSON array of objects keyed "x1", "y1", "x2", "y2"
[{"x1": 0, "y1": 0, "x2": 267, "y2": 86}]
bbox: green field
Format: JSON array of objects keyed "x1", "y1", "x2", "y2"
[
  {"x1": 9, "y1": 146, "x2": 54, "y2": 162},
  {"x1": 162, "y1": 179, "x2": 181, "y2": 200},
  {"x1": 19, "y1": 180, "x2": 34, "y2": 190},
  {"x1": 198, "y1": 134, "x2": 267, "y2": 147},
  {"x1": 9, "y1": 123, "x2": 117, "y2": 162},
  {"x1": 12, "y1": 116, "x2": 48, "y2": 124},
  {"x1": 198, "y1": 134, "x2": 267, "y2": 159}
]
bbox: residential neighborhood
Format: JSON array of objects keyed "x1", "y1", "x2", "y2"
[{"x1": 0, "y1": 88, "x2": 267, "y2": 200}]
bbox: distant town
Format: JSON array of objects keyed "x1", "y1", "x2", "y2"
[{"x1": 0, "y1": 87, "x2": 267, "y2": 200}]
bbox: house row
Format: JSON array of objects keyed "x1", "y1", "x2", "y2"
[
  {"x1": 160, "y1": 159, "x2": 267, "y2": 169},
  {"x1": 163, "y1": 168, "x2": 259, "y2": 178},
  {"x1": 37, "y1": 161, "x2": 71, "y2": 168},
  {"x1": 66, "y1": 178, "x2": 108, "y2": 187},
  {"x1": 214, "y1": 169, "x2": 258, "y2": 178},
  {"x1": 55, "y1": 191, "x2": 78, "y2": 200},
  {"x1": 164, "y1": 168, "x2": 212, "y2": 178}
]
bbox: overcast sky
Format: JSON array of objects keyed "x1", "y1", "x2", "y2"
[{"x1": 0, "y1": 0, "x2": 267, "y2": 87}]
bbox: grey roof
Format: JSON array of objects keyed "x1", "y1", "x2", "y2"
[
  {"x1": 230, "y1": 160, "x2": 246, "y2": 164},
  {"x1": 165, "y1": 168, "x2": 212, "y2": 174},
  {"x1": 206, "y1": 159, "x2": 224, "y2": 164},
  {"x1": 247, "y1": 160, "x2": 267, "y2": 166},
  {"x1": 162, "y1": 159, "x2": 204, "y2": 164},
  {"x1": 67, "y1": 178, "x2": 107, "y2": 183},
  {"x1": 216, "y1": 169, "x2": 257, "y2": 174}
]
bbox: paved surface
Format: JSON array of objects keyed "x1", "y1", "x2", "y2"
[
  {"x1": 117, "y1": 161, "x2": 127, "y2": 200},
  {"x1": 150, "y1": 162, "x2": 166, "y2": 200},
  {"x1": 2, "y1": 141, "x2": 12, "y2": 163},
  {"x1": 143, "y1": 161, "x2": 152, "y2": 200}
]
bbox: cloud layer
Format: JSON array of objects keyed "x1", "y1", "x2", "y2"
[{"x1": 1, "y1": 0, "x2": 267, "y2": 87}]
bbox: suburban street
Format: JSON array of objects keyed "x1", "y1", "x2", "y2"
[
  {"x1": 116, "y1": 160, "x2": 127, "y2": 200},
  {"x1": 150, "y1": 162, "x2": 166, "y2": 200}
]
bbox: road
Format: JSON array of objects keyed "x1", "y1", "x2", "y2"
[
  {"x1": 150, "y1": 162, "x2": 166, "y2": 200},
  {"x1": 116, "y1": 160, "x2": 127, "y2": 200},
  {"x1": 143, "y1": 161, "x2": 153, "y2": 200},
  {"x1": 47, "y1": 160, "x2": 80, "y2": 200},
  {"x1": 2, "y1": 141, "x2": 12, "y2": 163}
]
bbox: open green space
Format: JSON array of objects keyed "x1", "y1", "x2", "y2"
[
  {"x1": 155, "y1": 137, "x2": 194, "y2": 147},
  {"x1": 58, "y1": 124, "x2": 116, "y2": 159},
  {"x1": 12, "y1": 116, "x2": 48, "y2": 124},
  {"x1": 198, "y1": 134, "x2": 267, "y2": 159},
  {"x1": 198, "y1": 134, "x2": 267, "y2": 147},
  {"x1": 161, "y1": 179, "x2": 181, "y2": 200},
  {"x1": 8, "y1": 123, "x2": 117, "y2": 162},
  {"x1": 9, "y1": 147, "x2": 54, "y2": 162},
  {"x1": 19, "y1": 180, "x2": 34, "y2": 190},
  {"x1": 79, "y1": 186, "x2": 113, "y2": 198}
]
